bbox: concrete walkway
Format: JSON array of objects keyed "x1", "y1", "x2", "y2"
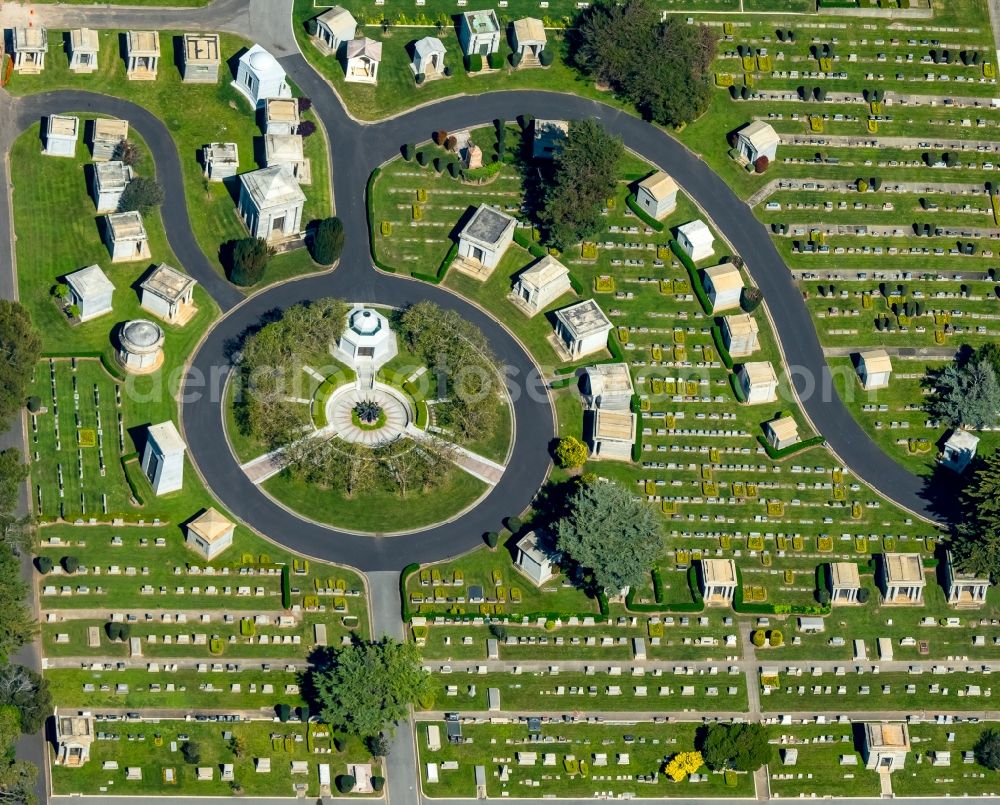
[{"x1": 0, "y1": 0, "x2": 250, "y2": 34}]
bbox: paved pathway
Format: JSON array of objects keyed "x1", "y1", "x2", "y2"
[{"x1": 0, "y1": 0, "x2": 250, "y2": 34}]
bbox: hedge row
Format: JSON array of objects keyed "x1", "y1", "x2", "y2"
[
  {"x1": 710, "y1": 325, "x2": 735, "y2": 370},
  {"x1": 513, "y1": 228, "x2": 547, "y2": 259},
  {"x1": 567, "y1": 272, "x2": 584, "y2": 295},
  {"x1": 365, "y1": 168, "x2": 397, "y2": 274},
  {"x1": 413, "y1": 241, "x2": 459, "y2": 284},
  {"x1": 553, "y1": 331, "x2": 627, "y2": 377},
  {"x1": 625, "y1": 193, "x2": 665, "y2": 232},
  {"x1": 630, "y1": 393, "x2": 643, "y2": 462},
  {"x1": 729, "y1": 373, "x2": 747, "y2": 403},
  {"x1": 732, "y1": 564, "x2": 830, "y2": 616},
  {"x1": 624, "y1": 564, "x2": 704, "y2": 613},
  {"x1": 120, "y1": 454, "x2": 147, "y2": 507},
  {"x1": 669, "y1": 240, "x2": 713, "y2": 315},
  {"x1": 281, "y1": 565, "x2": 292, "y2": 609}
]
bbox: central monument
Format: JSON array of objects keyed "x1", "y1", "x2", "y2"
[{"x1": 333, "y1": 305, "x2": 398, "y2": 372}]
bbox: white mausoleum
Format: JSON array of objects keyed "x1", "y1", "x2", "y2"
[
  {"x1": 702, "y1": 264, "x2": 744, "y2": 313},
  {"x1": 582, "y1": 363, "x2": 633, "y2": 411},
  {"x1": 234, "y1": 44, "x2": 291, "y2": 108},
  {"x1": 13, "y1": 28, "x2": 48, "y2": 74},
  {"x1": 45, "y1": 115, "x2": 80, "y2": 158},
  {"x1": 861, "y1": 722, "x2": 910, "y2": 771},
  {"x1": 54, "y1": 709, "x2": 94, "y2": 767},
  {"x1": 857, "y1": 349, "x2": 892, "y2": 390},
  {"x1": 203, "y1": 142, "x2": 239, "y2": 181},
  {"x1": 879, "y1": 552, "x2": 925, "y2": 605},
  {"x1": 125, "y1": 31, "x2": 160, "y2": 80},
  {"x1": 635, "y1": 171, "x2": 678, "y2": 221},
  {"x1": 118, "y1": 319, "x2": 164, "y2": 374},
  {"x1": 264, "y1": 134, "x2": 310, "y2": 184},
  {"x1": 515, "y1": 531, "x2": 556, "y2": 586},
  {"x1": 828, "y1": 561, "x2": 860, "y2": 605},
  {"x1": 91, "y1": 160, "x2": 133, "y2": 213},
  {"x1": 553, "y1": 299, "x2": 613, "y2": 359},
  {"x1": 588, "y1": 409, "x2": 636, "y2": 461},
  {"x1": 944, "y1": 550, "x2": 989, "y2": 608},
  {"x1": 412, "y1": 36, "x2": 446, "y2": 79},
  {"x1": 457, "y1": 205, "x2": 517, "y2": 271},
  {"x1": 334, "y1": 306, "x2": 398, "y2": 372},
  {"x1": 699, "y1": 558, "x2": 738, "y2": 605},
  {"x1": 511, "y1": 17, "x2": 546, "y2": 62},
  {"x1": 69, "y1": 28, "x2": 99, "y2": 73},
  {"x1": 940, "y1": 428, "x2": 979, "y2": 474},
  {"x1": 510, "y1": 255, "x2": 571, "y2": 315},
  {"x1": 65, "y1": 265, "x2": 115, "y2": 322},
  {"x1": 141, "y1": 421, "x2": 186, "y2": 495},
  {"x1": 237, "y1": 165, "x2": 305, "y2": 242},
  {"x1": 182, "y1": 33, "x2": 221, "y2": 83},
  {"x1": 764, "y1": 415, "x2": 799, "y2": 451},
  {"x1": 737, "y1": 361, "x2": 778, "y2": 404},
  {"x1": 103, "y1": 211, "x2": 150, "y2": 263},
  {"x1": 736, "y1": 120, "x2": 779, "y2": 165},
  {"x1": 459, "y1": 9, "x2": 501, "y2": 56},
  {"x1": 264, "y1": 97, "x2": 300, "y2": 136},
  {"x1": 140, "y1": 263, "x2": 197, "y2": 324},
  {"x1": 677, "y1": 220, "x2": 715, "y2": 263},
  {"x1": 312, "y1": 6, "x2": 358, "y2": 56},
  {"x1": 90, "y1": 118, "x2": 128, "y2": 161},
  {"x1": 344, "y1": 37, "x2": 382, "y2": 84},
  {"x1": 722, "y1": 313, "x2": 759, "y2": 357},
  {"x1": 186, "y1": 508, "x2": 235, "y2": 560}
]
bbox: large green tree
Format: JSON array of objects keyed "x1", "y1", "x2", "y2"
[
  {"x1": 0, "y1": 301, "x2": 41, "y2": 431},
  {"x1": 950, "y1": 451, "x2": 1000, "y2": 582},
  {"x1": 700, "y1": 723, "x2": 773, "y2": 772},
  {"x1": 0, "y1": 450, "x2": 31, "y2": 553},
  {"x1": 538, "y1": 120, "x2": 622, "y2": 249},
  {"x1": 974, "y1": 729, "x2": 1000, "y2": 770},
  {"x1": 555, "y1": 480, "x2": 661, "y2": 593},
  {"x1": 0, "y1": 665, "x2": 50, "y2": 734},
  {"x1": 575, "y1": 0, "x2": 716, "y2": 126},
  {"x1": 925, "y1": 357, "x2": 1000, "y2": 430},
  {"x1": 310, "y1": 639, "x2": 432, "y2": 738}
]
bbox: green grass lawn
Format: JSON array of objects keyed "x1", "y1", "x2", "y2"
[
  {"x1": 262, "y1": 462, "x2": 488, "y2": 534},
  {"x1": 767, "y1": 723, "x2": 882, "y2": 799},
  {"x1": 415, "y1": 719, "x2": 755, "y2": 798},
  {"x1": 6, "y1": 29, "x2": 331, "y2": 289},
  {"x1": 35, "y1": 521, "x2": 369, "y2": 632},
  {"x1": 893, "y1": 723, "x2": 1000, "y2": 797},
  {"x1": 50, "y1": 719, "x2": 379, "y2": 797}
]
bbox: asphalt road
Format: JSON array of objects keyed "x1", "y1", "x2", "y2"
[{"x1": 3, "y1": 74, "x2": 945, "y2": 572}]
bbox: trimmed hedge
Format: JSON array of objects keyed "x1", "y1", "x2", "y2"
[
  {"x1": 567, "y1": 271, "x2": 584, "y2": 295},
  {"x1": 729, "y1": 373, "x2": 747, "y2": 403},
  {"x1": 549, "y1": 376, "x2": 577, "y2": 389},
  {"x1": 625, "y1": 563, "x2": 704, "y2": 613},
  {"x1": 120, "y1": 454, "x2": 146, "y2": 506},
  {"x1": 710, "y1": 325, "x2": 734, "y2": 370},
  {"x1": 630, "y1": 393, "x2": 643, "y2": 462},
  {"x1": 414, "y1": 241, "x2": 460, "y2": 284},
  {"x1": 365, "y1": 168, "x2": 397, "y2": 273},
  {"x1": 625, "y1": 193, "x2": 665, "y2": 232},
  {"x1": 281, "y1": 565, "x2": 292, "y2": 609},
  {"x1": 669, "y1": 240, "x2": 713, "y2": 314},
  {"x1": 513, "y1": 228, "x2": 547, "y2": 259},
  {"x1": 756, "y1": 433, "x2": 826, "y2": 460}
]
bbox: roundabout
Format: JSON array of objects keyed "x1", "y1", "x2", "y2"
[
  {"x1": 4, "y1": 53, "x2": 945, "y2": 571},
  {"x1": 327, "y1": 385, "x2": 409, "y2": 445}
]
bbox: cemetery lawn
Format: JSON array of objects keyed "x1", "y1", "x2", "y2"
[
  {"x1": 6, "y1": 29, "x2": 332, "y2": 289},
  {"x1": 415, "y1": 720, "x2": 755, "y2": 799},
  {"x1": 35, "y1": 522, "x2": 370, "y2": 635},
  {"x1": 828, "y1": 357, "x2": 1000, "y2": 478},
  {"x1": 50, "y1": 719, "x2": 379, "y2": 797},
  {"x1": 767, "y1": 723, "x2": 881, "y2": 799},
  {"x1": 893, "y1": 723, "x2": 1000, "y2": 798},
  {"x1": 293, "y1": 1, "x2": 622, "y2": 122},
  {"x1": 262, "y1": 464, "x2": 489, "y2": 534}
]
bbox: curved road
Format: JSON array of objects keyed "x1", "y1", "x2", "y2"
[{"x1": 5, "y1": 50, "x2": 942, "y2": 573}]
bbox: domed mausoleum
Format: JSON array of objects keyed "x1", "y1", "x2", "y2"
[
  {"x1": 117, "y1": 319, "x2": 165, "y2": 374},
  {"x1": 334, "y1": 306, "x2": 398, "y2": 371}
]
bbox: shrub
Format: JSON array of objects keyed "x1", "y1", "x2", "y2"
[
  {"x1": 333, "y1": 736, "x2": 346, "y2": 753},
  {"x1": 815, "y1": 588, "x2": 830, "y2": 605},
  {"x1": 538, "y1": 49, "x2": 554, "y2": 66},
  {"x1": 336, "y1": 775, "x2": 356, "y2": 794},
  {"x1": 297, "y1": 96, "x2": 313, "y2": 113},
  {"x1": 510, "y1": 50, "x2": 522, "y2": 67},
  {"x1": 105, "y1": 622, "x2": 121, "y2": 641},
  {"x1": 445, "y1": 135, "x2": 458, "y2": 151},
  {"x1": 443, "y1": 65, "x2": 452, "y2": 77},
  {"x1": 61, "y1": 555, "x2": 79, "y2": 574},
  {"x1": 299, "y1": 704, "x2": 310, "y2": 721},
  {"x1": 751, "y1": 629, "x2": 766, "y2": 647},
  {"x1": 488, "y1": 51, "x2": 504, "y2": 69},
  {"x1": 433, "y1": 130, "x2": 448, "y2": 145},
  {"x1": 281, "y1": 565, "x2": 291, "y2": 609},
  {"x1": 402, "y1": 143, "x2": 415, "y2": 161},
  {"x1": 466, "y1": 53, "x2": 483, "y2": 72},
  {"x1": 181, "y1": 741, "x2": 201, "y2": 764},
  {"x1": 740, "y1": 286, "x2": 763, "y2": 313},
  {"x1": 366, "y1": 734, "x2": 390, "y2": 757},
  {"x1": 447, "y1": 160, "x2": 460, "y2": 178},
  {"x1": 276, "y1": 703, "x2": 291, "y2": 722},
  {"x1": 753, "y1": 155, "x2": 769, "y2": 173},
  {"x1": 226, "y1": 237, "x2": 274, "y2": 286},
  {"x1": 433, "y1": 156, "x2": 443, "y2": 173},
  {"x1": 484, "y1": 531, "x2": 500, "y2": 549},
  {"x1": 298, "y1": 120, "x2": 317, "y2": 138},
  {"x1": 856, "y1": 587, "x2": 870, "y2": 603},
  {"x1": 372, "y1": 776, "x2": 386, "y2": 792},
  {"x1": 768, "y1": 629, "x2": 783, "y2": 647},
  {"x1": 505, "y1": 515, "x2": 522, "y2": 533},
  {"x1": 415, "y1": 72, "x2": 425, "y2": 85},
  {"x1": 555, "y1": 436, "x2": 589, "y2": 468},
  {"x1": 50, "y1": 283, "x2": 69, "y2": 300},
  {"x1": 117, "y1": 177, "x2": 164, "y2": 215},
  {"x1": 36, "y1": 555, "x2": 53, "y2": 574},
  {"x1": 544, "y1": 619, "x2": 556, "y2": 631},
  {"x1": 112, "y1": 138, "x2": 141, "y2": 167},
  {"x1": 309, "y1": 217, "x2": 345, "y2": 265},
  {"x1": 26, "y1": 396, "x2": 41, "y2": 414},
  {"x1": 416, "y1": 150, "x2": 429, "y2": 167}
]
